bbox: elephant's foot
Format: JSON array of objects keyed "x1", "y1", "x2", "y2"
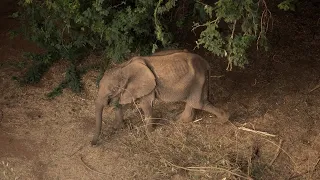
[
  {"x1": 177, "y1": 110, "x2": 195, "y2": 123},
  {"x1": 211, "y1": 108, "x2": 230, "y2": 122},
  {"x1": 202, "y1": 102, "x2": 230, "y2": 122},
  {"x1": 177, "y1": 104, "x2": 195, "y2": 123},
  {"x1": 91, "y1": 136, "x2": 99, "y2": 146}
]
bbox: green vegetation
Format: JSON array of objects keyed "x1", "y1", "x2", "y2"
[
  {"x1": 12, "y1": 0, "x2": 290, "y2": 96},
  {"x1": 278, "y1": 0, "x2": 298, "y2": 11}
]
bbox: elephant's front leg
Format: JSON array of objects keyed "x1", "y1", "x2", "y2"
[
  {"x1": 113, "y1": 106, "x2": 124, "y2": 129},
  {"x1": 139, "y1": 93, "x2": 155, "y2": 132}
]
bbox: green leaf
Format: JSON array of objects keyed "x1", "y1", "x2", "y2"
[
  {"x1": 10, "y1": 12, "x2": 19, "y2": 18},
  {"x1": 278, "y1": 0, "x2": 298, "y2": 11},
  {"x1": 204, "y1": 5, "x2": 214, "y2": 19}
]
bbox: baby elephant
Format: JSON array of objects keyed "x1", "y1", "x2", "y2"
[{"x1": 91, "y1": 50, "x2": 229, "y2": 145}]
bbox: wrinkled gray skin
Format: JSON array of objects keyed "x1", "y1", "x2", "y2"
[{"x1": 91, "y1": 50, "x2": 229, "y2": 145}]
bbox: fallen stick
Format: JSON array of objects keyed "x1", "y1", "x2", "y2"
[
  {"x1": 269, "y1": 139, "x2": 283, "y2": 166},
  {"x1": 238, "y1": 127, "x2": 276, "y2": 137},
  {"x1": 313, "y1": 158, "x2": 320, "y2": 172},
  {"x1": 163, "y1": 159, "x2": 253, "y2": 180},
  {"x1": 288, "y1": 158, "x2": 320, "y2": 179},
  {"x1": 309, "y1": 83, "x2": 320, "y2": 93},
  {"x1": 69, "y1": 144, "x2": 85, "y2": 157},
  {"x1": 80, "y1": 156, "x2": 107, "y2": 175},
  {"x1": 210, "y1": 75, "x2": 225, "y2": 78},
  {"x1": 193, "y1": 118, "x2": 203, "y2": 123}
]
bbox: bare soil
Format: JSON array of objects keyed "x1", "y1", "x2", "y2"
[{"x1": 0, "y1": 1, "x2": 319, "y2": 180}]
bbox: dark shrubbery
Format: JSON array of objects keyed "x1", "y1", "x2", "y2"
[{"x1": 14, "y1": 0, "x2": 293, "y2": 96}]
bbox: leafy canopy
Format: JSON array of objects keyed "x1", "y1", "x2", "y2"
[{"x1": 13, "y1": 0, "x2": 287, "y2": 96}]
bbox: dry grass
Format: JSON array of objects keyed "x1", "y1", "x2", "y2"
[
  {"x1": 105, "y1": 110, "x2": 292, "y2": 180},
  {"x1": 1, "y1": 161, "x2": 19, "y2": 180}
]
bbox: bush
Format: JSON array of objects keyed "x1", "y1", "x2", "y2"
[
  {"x1": 192, "y1": 0, "x2": 270, "y2": 70},
  {"x1": 21, "y1": 52, "x2": 59, "y2": 84},
  {"x1": 15, "y1": 0, "x2": 162, "y2": 96},
  {"x1": 13, "y1": 0, "x2": 281, "y2": 96},
  {"x1": 17, "y1": 0, "x2": 160, "y2": 60}
]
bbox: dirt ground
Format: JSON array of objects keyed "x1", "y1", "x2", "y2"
[{"x1": 0, "y1": 1, "x2": 319, "y2": 180}]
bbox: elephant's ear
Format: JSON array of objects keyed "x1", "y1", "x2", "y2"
[{"x1": 119, "y1": 58, "x2": 156, "y2": 104}]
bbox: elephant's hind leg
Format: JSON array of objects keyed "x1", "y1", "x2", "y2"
[
  {"x1": 177, "y1": 104, "x2": 195, "y2": 122},
  {"x1": 186, "y1": 83, "x2": 229, "y2": 121},
  {"x1": 201, "y1": 100, "x2": 229, "y2": 121}
]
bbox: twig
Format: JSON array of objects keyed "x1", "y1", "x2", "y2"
[
  {"x1": 257, "y1": 0, "x2": 273, "y2": 50},
  {"x1": 238, "y1": 127, "x2": 277, "y2": 137},
  {"x1": 226, "y1": 20, "x2": 237, "y2": 71},
  {"x1": 69, "y1": 144, "x2": 85, "y2": 157},
  {"x1": 193, "y1": 118, "x2": 203, "y2": 123},
  {"x1": 80, "y1": 156, "x2": 107, "y2": 175},
  {"x1": 163, "y1": 159, "x2": 253, "y2": 180},
  {"x1": 210, "y1": 75, "x2": 225, "y2": 78},
  {"x1": 269, "y1": 139, "x2": 283, "y2": 166},
  {"x1": 112, "y1": 1, "x2": 126, "y2": 8},
  {"x1": 308, "y1": 83, "x2": 320, "y2": 93},
  {"x1": 288, "y1": 158, "x2": 320, "y2": 179},
  {"x1": 289, "y1": 171, "x2": 310, "y2": 180},
  {"x1": 262, "y1": 137, "x2": 297, "y2": 170},
  {"x1": 191, "y1": 20, "x2": 217, "y2": 33},
  {"x1": 313, "y1": 158, "x2": 320, "y2": 172},
  {"x1": 251, "y1": 79, "x2": 257, "y2": 86}
]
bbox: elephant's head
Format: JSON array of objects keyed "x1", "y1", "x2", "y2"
[{"x1": 91, "y1": 58, "x2": 156, "y2": 145}]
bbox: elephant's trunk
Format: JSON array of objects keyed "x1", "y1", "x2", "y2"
[{"x1": 91, "y1": 100, "x2": 104, "y2": 145}]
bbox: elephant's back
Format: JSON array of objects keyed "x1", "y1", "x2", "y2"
[{"x1": 146, "y1": 52, "x2": 208, "y2": 101}]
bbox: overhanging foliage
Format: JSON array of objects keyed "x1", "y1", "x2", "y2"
[{"x1": 12, "y1": 0, "x2": 289, "y2": 96}]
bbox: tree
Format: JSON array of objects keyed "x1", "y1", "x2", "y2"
[{"x1": 13, "y1": 0, "x2": 289, "y2": 96}]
